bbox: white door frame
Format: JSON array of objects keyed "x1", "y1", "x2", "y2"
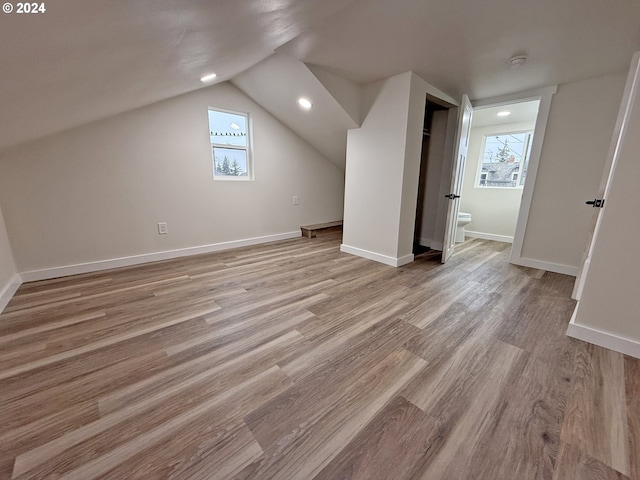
[{"x1": 472, "y1": 85, "x2": 558, "y2": 269}]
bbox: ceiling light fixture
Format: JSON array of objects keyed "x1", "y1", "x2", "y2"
[
  {"x1": 497, "y1": 111, "x2": 512, "y2": 117},
  {"x1": 507, "y1": 55, "x2": 528, "y2": 69},
  {"x1": 297, "y1": 97, "x2": 313, "y2": 110},
  {"x1": 200, "y1": 73, "x2": 217, "y2": 83}
]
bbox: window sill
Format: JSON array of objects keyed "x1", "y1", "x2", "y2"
[
  {"x1": 213, "y1": 176, "x2": 254, "y2": 182},
  {"x1": 473, "y1": 185, "x2": 524, "y2": 190}
]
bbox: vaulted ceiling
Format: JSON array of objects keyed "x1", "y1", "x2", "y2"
[
  {"x1": 0, "y1": 0, "x2": 357, "y2": 152},
  {"x1": 0, "y1": 0, "x2": 638, "y2": 154}
]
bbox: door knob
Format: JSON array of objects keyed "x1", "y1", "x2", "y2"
[
  {"x1": 444, "y1": 194, "x2": 460, "y2": 199},
  {"x1": 585, "y1": 198, "x2": 605, "y2": 208}
]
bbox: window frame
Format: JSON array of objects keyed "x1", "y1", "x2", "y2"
[
  {"x1": 208, "y1": 106, "x2": 254, "y2": 181},
  {"x1": 474, "y1": 129, "x2": 533, "y2": 189}
]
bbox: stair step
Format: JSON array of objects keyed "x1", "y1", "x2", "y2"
[{"x1": 300, "y1": 221, "x2": 343, "y2": 238}]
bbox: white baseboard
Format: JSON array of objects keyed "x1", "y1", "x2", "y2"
[
  {"x1": 0, "y1": 273, "x2": 22, "y2": 313},
  {"x1": 418, "y1": 238, "x2": 443, "y2": 251},
  {"x1": 567, "y1": 306, "x2": 640, "y2": 359},
  {"x1": 396, "y1": 253, "x2": 415, "y2": 267},
  {"x1": 20, "y1": 231, "x2": 302, "y2": 282},
  {"x1": 510, "y1": 256, "x2": 578, "y2": 277},
  {"x1": 464, "y1": 231, "x2": 514, "y2": 244},
  {"x1": 340, "y1": 244, "x2": 414, "y2": 267}
]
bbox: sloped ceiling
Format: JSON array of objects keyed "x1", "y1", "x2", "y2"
[
  {"x1": 232, "y1": 53, "x2": 360, "y2": 169},
  {"x1": 0, "y1": 0, "x2": 639, "y2": 155},
  {"x1": 0, "y1": 0, "x2": 357, "y2": 153}
]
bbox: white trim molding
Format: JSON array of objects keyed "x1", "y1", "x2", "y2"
[
  {"x1": 510, "y1": 256, "x2": 578, "y2": 276},
  {"x1": 567, "y1": 306, "x2": 640, "y2": 359},
  {"x1": 464, "y1": 231, "x2": 514, "y2": 244},
  {"x1": 20, "y1": 231, "x2": 301, "y2": 282},
  {"x1": 395, "y1": 254, "x2": 415, "y2": 267},
  {"x1": 340, "y1": 244, "x2": 414, "y2": 267},
  {"x1": 0, "y1": 273, "x2": 22, "y2": 313}
]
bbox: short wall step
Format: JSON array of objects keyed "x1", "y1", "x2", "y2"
[{"x1": 300, "y1": 221, "x2": 343, "y2": 239}]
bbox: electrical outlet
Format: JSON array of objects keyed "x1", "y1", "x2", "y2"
[
  {"x1": 293, "y1": 196, "x2": 299, "y2": 205},
  {"x1": 158, "y1": 222, "x2": 168, "y2": 235}
]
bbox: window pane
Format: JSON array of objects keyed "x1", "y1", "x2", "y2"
[
  {"x1": 208, "y1": 110, "x2": 247, "y2": 147},
  {"x1": 213, "y1": 147, "x2": 248, "y2": 177},
  {"x1": 478, "y1": 132, "x2": 532, "y2": 188}
]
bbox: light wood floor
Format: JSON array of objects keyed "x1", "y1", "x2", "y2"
[{"x1": 0, "y1": 233, "x2": 638, "y2": 479}]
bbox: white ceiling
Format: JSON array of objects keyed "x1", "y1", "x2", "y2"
[
  {"x1": 472, "y1": 100, "x2": 540, "y2": 128},
  {"x1": 0, "y1": 0, "x2": 356, "y2": 152},
  {"x1": 280, "y1": 0, "x2": 640, "y2": 100},
  {"x1": 0, "y1": 0, "x2": 638, "y2": 154}
]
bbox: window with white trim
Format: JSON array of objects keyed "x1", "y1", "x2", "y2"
[
  {"x1": 476, "y1": 131, "x2": 533, "y2": 188},
  {"x1": 208, "y1": 108, "x2": 252, "y2": 180}
]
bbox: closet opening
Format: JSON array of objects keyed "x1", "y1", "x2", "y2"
[{"x1": 413, "y1": 96, "x2": 456, "y2": 255}]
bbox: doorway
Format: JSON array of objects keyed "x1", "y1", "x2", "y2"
[
  {"x1": 413, "y1": 97, "x2": 456, "y2": 254},
  {"x1": 458, "y1": 100, "x2": 540, "y2": 245},
  {"x1": 412, "y1": 86, "x2": 557, "y2": 265}
]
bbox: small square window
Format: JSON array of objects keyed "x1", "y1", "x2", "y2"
[
  {"x1": 476, "y1": 131, "x2": 532, "y2": 188},
  {"x1": 208, "y1": 108, "x2": 252, "y2": 180}
]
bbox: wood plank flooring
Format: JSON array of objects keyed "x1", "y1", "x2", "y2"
[{"x1": 0, "y1": 233, "x2": 638, "y2": 479}]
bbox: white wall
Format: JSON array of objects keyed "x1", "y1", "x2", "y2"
[
  {"x1": 341, "y1": 71, "x2": 455, "y2": 266},
  {"x1": 570, "y1": 58, "x2": 640, "y2": 356},
  {"x1": 342, "y1": 72, "x2": 412, "y2": 262},
  {"x1": 0, "y1": 82, "x2": 345, "y2": 275},
  {"x1": 521, "y1": 72, "x2": 627, "y2": 269},
  {"x1": 0, "y1": 204, "x2": 19, "y2": 311},
  {"x1": 460, "y1": 120, "x2": 536, "y2": 240}
]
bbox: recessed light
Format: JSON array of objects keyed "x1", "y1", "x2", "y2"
[
  {"x1": 200, "y1": 73, "x2": 217, "y2": 83},
  {"x1": 230, "y1": 123, "x2": 240, "y2": 130},
  {"x1": 297, "y1": 97, "x2": 313, "y2": 110},
  {"x1": 497, "y1": 111, "x2": 512, "y2": 117}
]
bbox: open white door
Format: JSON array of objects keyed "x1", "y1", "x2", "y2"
[
  {"x1": 572, "y1": 52, "x2": 640, "y2": 299},
  {"x1": 442, "y1": 94, "x2": 473, "y2": 263}
]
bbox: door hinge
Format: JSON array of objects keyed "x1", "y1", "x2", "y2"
[{"x1": 585, "y1": 198, "x2": 605, "y2": 208}]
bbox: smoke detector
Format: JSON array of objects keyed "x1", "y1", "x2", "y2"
[{"x1": 508, "y1": 55, "x2": 528, "y2": 69}]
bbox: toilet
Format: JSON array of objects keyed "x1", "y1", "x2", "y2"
[{"x1": 456, "y1": 211, "x2": 472, "y2": 243}]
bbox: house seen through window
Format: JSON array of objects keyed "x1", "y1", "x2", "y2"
[
  {"x1": 477, "y1": 131, "x2": 533, "y2": 188},
  {"x1": 208, "y1": 108, "x2": 252, "y2": 180}
]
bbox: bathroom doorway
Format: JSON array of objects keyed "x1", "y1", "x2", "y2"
[{"x1": 457, "y1": 100, "x2": 541, "y2": 245}]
